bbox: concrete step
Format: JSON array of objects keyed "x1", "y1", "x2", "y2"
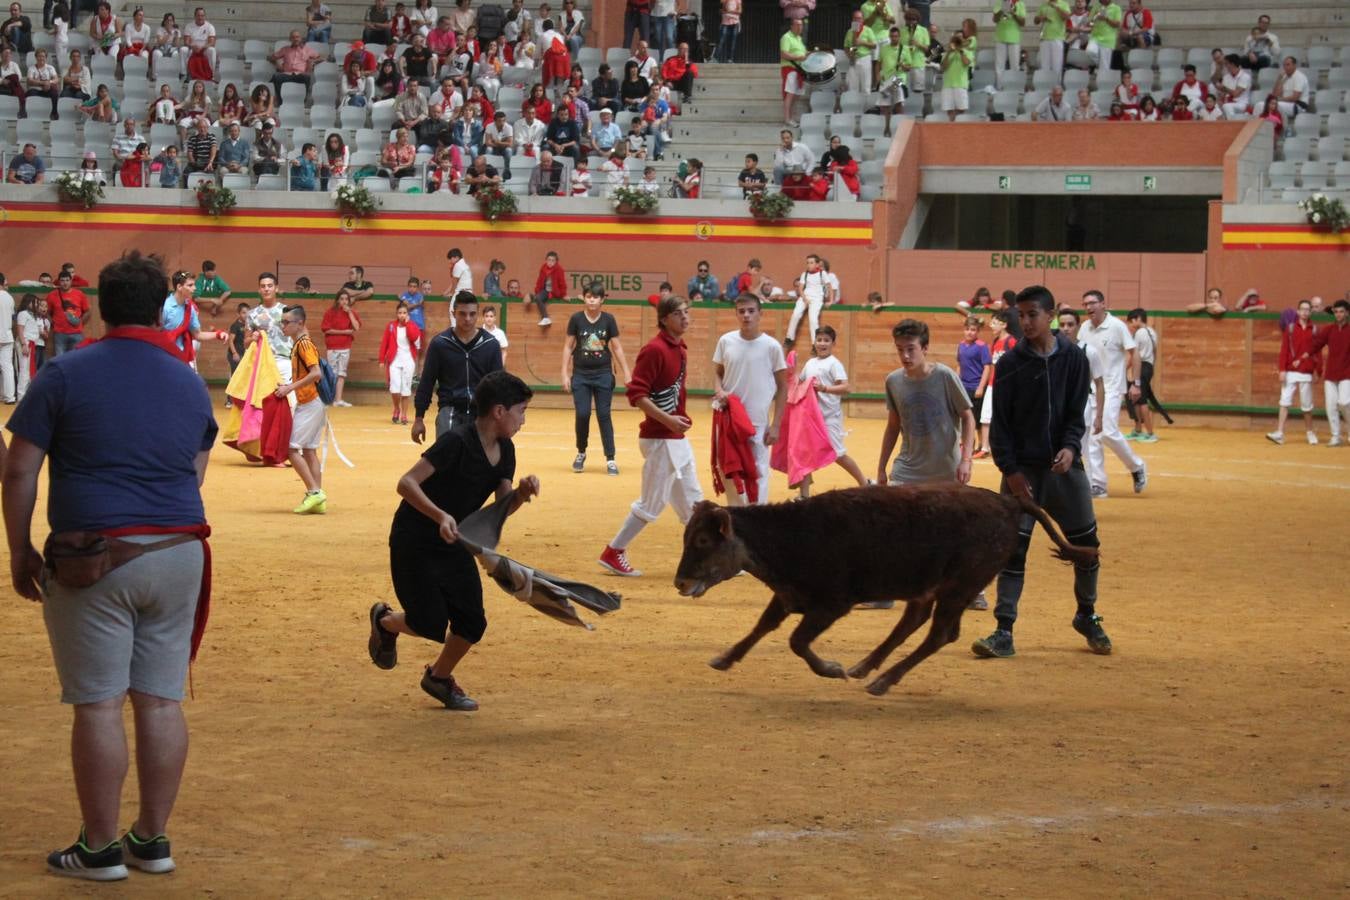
[{"x1": 669, "y1": 124, "x2": 787, "y2": 144}]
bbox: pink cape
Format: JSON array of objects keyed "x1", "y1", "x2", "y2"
[{"x1": 770, "y1": 364, "x2": 837, "y2": 488}]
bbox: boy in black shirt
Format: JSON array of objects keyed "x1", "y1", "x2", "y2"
[
  {"x1": 562, "y1": 285, "x2": 631, "y2": 475},
  {"x1": 367, "y1": 371, "x2": 540, "y2": 710},
  {"x1": 972, "y1": 284, "x2": 1111, "y2": 660}
]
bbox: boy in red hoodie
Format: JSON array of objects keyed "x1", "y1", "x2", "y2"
[
  {"x1": 531, "y1": 250, "x2": 567, "y2": 327},
  {"x1": 1267, "y1": 298, "x2": 1322, "y2": 445},
  {"x1": 1313, "y1": 298, "x2": 1350, "y2": 447}
]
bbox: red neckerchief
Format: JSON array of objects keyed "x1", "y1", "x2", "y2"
[
  {"x1": 163, "y1": 298, "x2": 200, "y2": 363},
  {"x1": 76, "y1": 324, "x2": 190, "y2": 362}
]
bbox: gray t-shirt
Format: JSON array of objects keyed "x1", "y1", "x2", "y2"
[{"x1": 884, "y1": 362, "x2": 971, "y2": 484}]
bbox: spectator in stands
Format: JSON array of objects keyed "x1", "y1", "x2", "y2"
[
  {"x1": 673, "y1": 158, "x2": 702, "y2": 198},
  {"x1": 623, "y1": 0, "x2": 650, "y2": 50},
  {"x1": 738, "y1": 152, "x2": 767, "y2": 197},
  {"x1": 1117, "y1": 0, "x2": 1153, "y2": 49},
  {"x1": 1085, "y1": 0, "x2": 1122, "y2": 71},
  {"x1": 449, "y1": 102, "x2": 483, "y2": 155},
  {"x1": 217, "y1": 82, "x2": 243, "y2": 126},
  {"x1": 87, "y1": 0, "x2": 119, "y2": 57},
  {"x1": 1171, "y1": 64, "x2": 1207, "y2": 113},
  {"x1": 687, "y1": 262, "x2": 719, "y2": 299},
  {"x1": 1198, "y1": 92, "x2": 1224, "y2": 121},
  {"x1": 772, "y1": 128, "x2": 813, "y2": 184},
  {"x1": 715, "y1": 0, "x2": 741, "y2": 63},
  {"x1": 589, "y1": 63, "x2": 619, "y2": 114},
  {"x1": 79, "y1": 82, "x2": 118, "y2": 122},
  {"x1": 529, "y1": 148, "x2": 567, "y2": 195},
  {"x1": 1034, "y1": 0, "x2": 1070, "y2": 81},
  {"x1": 426, "y1": 146, "x2": 463, "y2": 191},
  {"x1": 341, "y1": 266, "x2": 375, "y2": 303},
  {"x1": 1269, "y1": 56, "x2": 1308, "y2": 124},
  {"x1": 638, "y1": 84, "x2": 670, "y2": 160},
  {"x1": 426, "y1": 15, "x2": 455, "y2": 59},
  {"x1": 390, "y1": 1, "x2": 415, "y2": 42},
  {"x1": 1032, "y1": 84, "x2": 1072, "y2": 121},
  {"x1": 619, "y1": 59, "x2": 649, "y2": 111},
  {"x1": 396, "y1": 77, "x2": 430, "y2": 133},
  {"x1": 409, "y1": 0, "x2": 436, "y2": 36},
  {"x1": 940, "y1": 30, "x2": 973, "y2": 121},
  {"x1": 569, "y1": 155, "x2": 592, "y2": 196},
  {"x1": 23, "y1": 47, "x2": 55, "y2": 118},
  {"x1": 375, "y1": 57, "x2": 404, "y2": 101},
  {"x1": 875, "y1": 26, "x2": 903, "y2": 134},
  {"x1": 59, "y1": 48, "x2": 89, "y2": 101},
  {"x1": 522, "y1": 81, "x2": 550, "y2": 120},
  {"x1": 402, "y1": 32, "x2": 436, "y2": 81},
  {"x1": 252, "y1": 121, "x2": 283, "y2": 175},
  {"x1": 1067, "y1": 0, "x2": 1091, "y2": 52},
  {"x1": 153, "y1": 143, "x2": 180, "y2": 186},
  {"x1": 817, "y1": 134, "x2": 843, "y2": 172},
  {"x1": 1136, "y1": 94, "x2": 1158, "y2": 121},
  {"x1": 244, "y1": 84, "x2": 277, "y2": 128},
  {"x1": 217, "y1": 121, "x2": 249, "y2": 174},
  {"x1": 344, "y1": 39, "x2": 378, "y2": 75},
  {"x1": 463, "y1": 153, "x2": 501, "y2": 195},
  {"x1": 503, "y1": 0, "x2": 530, "y2": 43},
  {"x1": 991, "y1": 0, "x2": 1025, "y2": 90},
  {"x1": 625, "y1": 114, "x2": 648, "y2": 157},
  {"x1": 662, "y1": 41, "x2": 698, "y2": 105},
  {"x1": 585, "y1": 107, "x2": 618, "y2": 157},
  {"x1": 6, "y1": 142, "x2": 44, "y2": 183},
  {"x1": 483, "y1": 110, "x2": 513, "y2": 177},
  {"x1": 1112, "y1": 67, "x2": 1138, "y2": 114},
  {"x1": 779, "y1": 17, "x2": 806, "y2": 126},
  {"x1": 1071, "y1": 87, "x2": 1099, "y2": 120},
  {"x1": 476, "y1": 38, "x2": 504, "y2": 96},
  {"x1": 447, "y1": 0, "x2": 474, "y2": 33},
  {"x1": 559, "y1": 0, "x2": 584, "y2": 57},
  {"x1": 1218, "y1": 53, "x2": 1251, "y2": 119},
  {"x1": 271, "y1": 30, "x2": 321, "y2": 103},
  {"x1": 111, "y1": 116, "x2": 143, "y2": 174},
  {"x1": 151, "y1": 12, "x2": 182, "y2": 80},
  {"x1": 644, "y1": 0, "x2": 672, "y2": 57},
  {"x1": 627, "y1": 38, "x2": 656, "y2": 82},
  {"x1": 363, "y1": 0, "x2": 393, "y2": 44},
  {"x1": 829, "y1": 146, "x2": 859, "y2": 199},
  {"x1": 842, "y1": 10, "x2": 877, "y2": 96},
  {"x1": 514, "y1": 104, "x2": 546, "y2": 157},
  {"x1": 178, "y1": 79, "x2": 213, "y2": 133},
  {"x1": 1241, "y1": 14, "x2": 1278, "y2": 71},
  {"x1": 290, "y1": 142, "x2": 320, "y2": 190},
  {"x1": 305, "y1": 0, "x2": 333, "y2": 43},
  {"x1": 1105, "y1": 100, "x2": 1128, "y2": 121},
  {"x1": 122, "y1": 7, "x2": 151, "y2": 64},
  {"x1": 321, "y1": 132, "x2": 348, "y2": 186},
  {"x1": 380, "y1": 127, "x2": 418, "y2": 182},
  {"x1": 185, "y1": 116, "x2": 217, "y2": 174},
  {"x1": 148, "y1": 83, "x2": 180, "y2": 122},
  {"x1": 1257, "y1": 94, "x2": 1283, "y2": 140},
  {"x1": 182, "y1": 7, "x2": 218, "y2": 82},
  {"x1": 342, "y1": 59, "x2": 374, "y2": 106},
  {"x1": 0, "y1": 45, "x2": 24, "y2": 115},
  {"x1": 2, "y1": 2, "x2": 33, "y2": 53}
]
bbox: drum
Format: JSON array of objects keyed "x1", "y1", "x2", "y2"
[{"x1": 798, "y1": 50, "x2": 838, "y2": 85}]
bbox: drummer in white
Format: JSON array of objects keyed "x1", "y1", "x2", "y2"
[{"x1": 1078, "y1": 290, "x2": 1147, "y2": 498}]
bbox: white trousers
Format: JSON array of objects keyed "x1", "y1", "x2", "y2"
[
  {"x1": 723, "y1": 422, "x2": 771, "y2": 506},
  {"x1": 1326, "y1": 379, "x2": 1350, "y2": 437},
  {"x1": 846, "y1": 58, "x2": 872, "y2": 95},
  {"x1": 0, "y1": 341, "x2": 14, "y2": 402},
  {"x1": 1039, "y1": 39, "x2": 1064, "y2": 80},
  {"x1": 786, "y1": 295, "x2": 823, "y2": 345},
  {"x1": 179, "y1": 46, "x2": 218, "y2": 79},
  {"x1": 1086, "y1": 388, "x2": 1143, "y2": 491},
  {"x1": 1222, "y1": 101, "x2": 1249, "y2": 119},
  {"x1": 994, "y1": 41, "x2": 1020, "y2": 89},
  {"x1": 629, "y1": 437, "x2": 704, "y2": 524}
]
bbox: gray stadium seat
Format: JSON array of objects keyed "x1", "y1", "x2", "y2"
[
  {"x1": 1319, "y1": 137, "x2": 1348, "y2": 163},
  {"x1": 798, "y1": 112, "x2": 828, "y2": 140},
  {"x1": 279, "y1": 82, "x2": 308, "y2": 106},
  {"x1": 1126, "y1": 48, "x2": 1153, "y2": 71},
  {"x1": 809, "y1": 91, "x2": 837, "y2": 113},
  {"x1": 1299, "y1": 161, "x2": 1330, "y2": 189},
  {"x1": 1155, "y1": 48, "x2": 1184, "y2": 70},
  {"x1": 829, "y1": 113, "x2": 858, "y2": 138},
  {"x1": 1334, "y1": 161, "x2": 1350, "y2": 186},
  {"x1": 255, "y1": 174, "x2": 287, "y2": 190},
  {"x1": 1280, "y1": 136, "x2": 1312, "y2": 162},
  {"x1": 362, "y1": 176, "x2": 392, "y2": 192},
  {"x1": 221, "y1": 172, "x2": 251, "y2": 190},
  {"x1": 1267, "y1": 161, "x2": 1297, "y2": 190},
  {"x1": 185, "y1": 171, "x2": 216, "y2": 190},
  {"x1": 340, "y1": 105, "x2": 368, "y2": 129}
]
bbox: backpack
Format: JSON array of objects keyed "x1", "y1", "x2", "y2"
[
  {"x1": 476, "y1": 3, "x2": 506, "y2": 41},
  {"x1": 316, "y1": 357, "x2": 338, "y2": 405}
]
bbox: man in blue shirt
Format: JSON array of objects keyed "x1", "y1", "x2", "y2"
[
  {"x1": 544, "y1": 105, "x2": 582, "y2": 165},
  {"x1": 4, "y1": 250, "x2": 217, "y2": 881},
  {"x1": 589, "y1": 107, "x2": 623, "y2": 157},
  {"x1": 162, "y1": 271, "x2": 202, "y2": 366},
  {"x1": 289, "y1": 142, "x2": 319, "y2": 191},
  {"x1": 686, "y1": 261, "x2": 720, "y2": 301},
  {"x1": 6, "y1": 142, "x2": 45, "y2": 183}
]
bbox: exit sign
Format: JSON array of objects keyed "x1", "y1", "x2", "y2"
[
  {"x1": 1065, "y1": 173, "x2": 1092, "y2": 192},
  {"x1": 1143, "y1": 175, "x2": 1157, "y2": 191}
]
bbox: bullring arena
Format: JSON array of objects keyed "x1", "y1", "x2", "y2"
[{"x1": 1, "y1": 0, "x2": 1349, "y2": 893}]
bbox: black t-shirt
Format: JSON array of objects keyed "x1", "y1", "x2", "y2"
[
  {"x1": 342, "y1": 279, "x2": 374, "y2": 296},
  {"x1": 738, "y1": 167, "x2": 767, "y2": 196},
  {"x1": 567, "y1": 310, "x2": 619, "y2": 371},
  {"x1": 228, "y1": 320, "x2": 246, "y2": 355},
  {"x1": 402, "y1": 45, "x2": 433, "y2": 76},
  {"x1": 390, "y1": 423, "x2": 515, "y2": 548}
]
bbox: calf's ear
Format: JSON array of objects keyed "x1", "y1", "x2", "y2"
[{"x1": 712, "y1": 506, "x2": 733, "y2": 539}]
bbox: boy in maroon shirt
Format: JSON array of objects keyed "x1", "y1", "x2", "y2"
[
  {"x1": 531, "y1": 250, "x2": 567, "y2": 328},
  {"x1": 598, "y1": 296, "x2": 704, "y2": 577},
  {"x1": 1313, "y1": 298, "x2": 1350, "y2": 447},
  {"x1": 1267, "y1": 298, "x2": 1322, "y2": 445}
]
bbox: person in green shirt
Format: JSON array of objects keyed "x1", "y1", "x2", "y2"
[
  {"x1": 1086, "y1": 0, "x2": 1122, "y2": 69},
  {"x1": 843, "y1": 9, "x2": 877, "y2": 94},
  {"x1": 991, "y1": 0, "x2": 1026, "y2": 89},
  {"x1": 878, "y1": 25, "x2": 906, "y2": 133},
  {"x1": 940, "y1": 31, "x2": 974, "y2": 120},
  {"x1": 194, "y1": 260, "x2": 232, "y2": 315},
  {"x1": 896, "y1": 8, "x2": 930, "y2": 94},
  {"x1": 1034, "y1": 0, "x2": 1071, "y2": 79},
  {"x1": 778, "y1": 17, "x2": 807, "y2": 126}
]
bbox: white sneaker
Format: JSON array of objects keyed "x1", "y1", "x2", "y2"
[
  {"x1": 1265, "y1": 431, "x2": 1284, "y2": 445},
  {"x1": 333, "y1": 400, "x2": 353, "y2": 408},
  {"x1": 1306, "y1": 431, "x2": 1319, "y2": 445},
  {"x1": 1329, "y1": 435, "x2": 1344, "y2": 447},
  {"x1": 538, "y1": 317, "x2": 552, "y2": 327}
]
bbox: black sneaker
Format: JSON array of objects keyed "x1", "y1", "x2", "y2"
[
  {"x1": 971, "y1": 629, "x2": 1015, "y2": 658},
  {"x1": 47, "y1": 829, "x2": 128, "y2": 881},
  {"x1": 368, "y1": 602, "x2": 398, "y2": 670},
  {"x1": 121, "y1": 830, "x2": 175, "y2": 874},
  {"x1": 572, "y1": 452, "x2": 586, "y2": 473},
  {"x1": 1072, "y1": 614, "x2": 1113, "y2": 654},
  {"x1": 1131, "y1": 465, "x2": 1148, "y2": 494},
  {"x1": 421, "y1": 667, "x2": 479, "y2": 711}
]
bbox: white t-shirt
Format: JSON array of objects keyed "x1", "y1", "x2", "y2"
[
  {"x1": 1133, "y1": 325, "x2": 1157, "y2": 364},
  {"x1": 16, "y1": 308, "x2": 43, "y2": 345},
  {"x1": 825, "y1": 271, "x2": 840, "y2": 301},
  {"x1": 124, "y1": 22, "x2": 152, "y2": 46},
  {"x1": 629, "y1": 54, "x2": 658, "y2": 80},
  {"x1": 797, "y1": 268, "x2": 828, "y2": 303},
  {"x1": 1221, "y1": 68, "x2": 1251, "y2": 100},
  {"x1": 1079, "y1": 313, "x2": 1135, "y2": 393},
  {"x1": 394, "y1": 324, "x2": 413, "y2": 360},
  {"x1": 1279, "y1": 69, "x2": 1308, "y2": 102},
  {"x1": 450, "y1": 258, "x2": 473, "y2": 295},
  {"x1": 0, "y1": 289, "x2": 14, "y2": 344},
  {"x1": 486, "y1": 325, "x2": 508, "y2": 348},
  {"x1": 801, "y1": 354, "x2": 846, "y2": 421},
  {"x1": 713, "y1": 330, "x2": 787, "y2": 427},
  {"x1": 184, "y1": 20, "x2": 215, "y2": 50}
]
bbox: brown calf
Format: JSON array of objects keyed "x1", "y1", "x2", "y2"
[{"x1": 674, "y1": 484, "x2": 1097, "y2": 695}]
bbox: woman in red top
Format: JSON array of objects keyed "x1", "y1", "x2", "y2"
[
  {"x1": 320, "y1": 290, "x2": 361, "y2": 406},
  {"x1": 217, "y1": 82, "x2": 244, "y2": 127},
  {"x1": 523, "y1": 83, "x2": 553, "y2": 122},
  {"x1": 532, "y1": 250, "x2": 567, "y2": 327},
  {"x1": 828, "y1": 146, "x2": 860, "y2": 199},
  {"x1": 1106, "y1": 101, "x2": 1130, "y2": 121},
  {"x1": 1258, "y1": 94, "x2": 1283, "y2": 140},
  {"x1": 378, "y1": 301, "x2": 422, "y2": 424}
]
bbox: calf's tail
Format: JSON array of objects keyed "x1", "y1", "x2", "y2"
[{"x1": 1013, "y1": 493, "x2": 1101, "y2": 567}]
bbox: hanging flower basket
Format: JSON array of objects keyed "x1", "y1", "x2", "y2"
[
  {"x1": 335, "y1": 182, "x2": 380, "y2": 217},
  {"x1": 1297, "y1": 193, "x2": 1349, "y2": 233},
  {"x1": 477, "y1": 186, "x2": 519, "y2": 221},
  {"x1": 195, "y1": 182, "x2": 237, "y2": 217},
  {"x1": 610, "y1": 185, "x2": 660, "y2": 215},
  {"x1": 55, "y1": 172, "x2": 104, "y2": 209},
  {"x1": 748, "y1": 190, "x2": 794, "y2": 221}
]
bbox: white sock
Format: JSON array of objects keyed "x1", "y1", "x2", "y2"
[{"x1": 610, "y1": 512, "x2": 646, "y2": 551}]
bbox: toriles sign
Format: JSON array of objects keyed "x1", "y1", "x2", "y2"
[
  {"x1": 990, "y1": 253, "x2": 1098, "y2": 270},
  {"x1": 570, "y1": 271, "x2": 670, "y2": 294}
]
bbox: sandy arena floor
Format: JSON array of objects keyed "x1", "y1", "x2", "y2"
[{"x1": 1, "y1": 399, "x2": 1347, "y2": 897}]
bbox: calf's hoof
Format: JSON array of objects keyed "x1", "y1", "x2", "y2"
[
  {"x1": 864, "y1": 677, "x2": 893, "y2": 697},
  {"x1": 846, "y1": 659, "x2": 876, "y2": 680},
  {"x1": 815, "y1": 660, "x2": 847, "y2": 679},
  {"x1": 708, "y1": 654, "x2": 735, "y2": 671}
]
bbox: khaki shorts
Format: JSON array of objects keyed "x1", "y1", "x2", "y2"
[
  {"x1": 326, "y1": 348, "x2": 351, "y2": 377},
  {"x1": 291, "y1": 397, "x2": 326, "y2": 449}
]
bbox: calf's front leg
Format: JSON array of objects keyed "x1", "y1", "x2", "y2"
[
  {"x1": 788, "y1": 606, "x2": 849, "y2": 679},
  {"x1": 710, "y1": 594, "x2": 789, "y2": 671}
]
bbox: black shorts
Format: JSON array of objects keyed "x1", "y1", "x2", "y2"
[
  {"x1": 965, "y1": 385, "x2": 984, "y2": 421},
  {"x1": 390, "y1": 540, "x2": 486, "y2": 644}
]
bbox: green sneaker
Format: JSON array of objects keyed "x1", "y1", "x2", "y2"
[
  {"x1": 121, "y1": 830, "x2": 175, "y2": 874},
  {"x1": 294, "y1": 489, "x2": 328, "y2": 514},
  {"x1": 971, "y1": 629, "x2": 1015, "y2": 658},
  {"x1": 1072, "y1": 614, "x2": 1113, "y2": 655}
]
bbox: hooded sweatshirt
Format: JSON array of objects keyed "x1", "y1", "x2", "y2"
[{"x1": 989, "y1": 331, "x2": 1090, "y2": 476}]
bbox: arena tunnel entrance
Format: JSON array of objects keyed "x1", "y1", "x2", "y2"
[{"x1": 914, "y1": 194, "x2": 1212, "y2": 253}]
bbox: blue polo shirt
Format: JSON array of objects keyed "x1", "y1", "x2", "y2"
[
  {"x1": 162, "y1": 295, "x2": 201, "y2": 351},
  {"x1": 400, "y1": 290, "x2": 426, "y2": 329},
  {"x1": 7, "y1": 337, "x2": 217, "y2": 531}
]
